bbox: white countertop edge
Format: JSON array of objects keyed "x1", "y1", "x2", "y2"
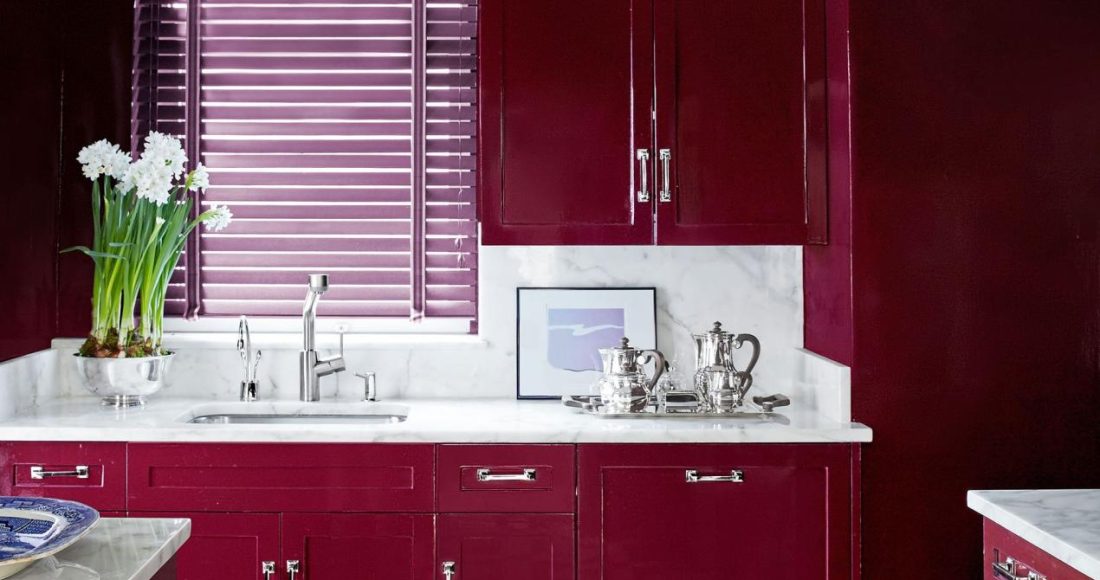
[
  {"x1": 126, "y1": 519, "x2": 192, "y2": 580},
  {"x1": 968, "y1": 490, "x2": 1100, "y2": 578}
]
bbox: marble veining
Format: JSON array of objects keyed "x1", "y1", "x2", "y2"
[
  {"x1": 968, "y1": 489, "x2": 1100, "y2": 578},
  {"x1": 0, "y1": 397, "x2": 870, "y2": 444},
  {"x1": 14, "y1": 518, "x2": 190, "y2": 580}
]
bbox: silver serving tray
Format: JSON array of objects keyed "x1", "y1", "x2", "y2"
[{"x1": 562, "y1": 395, "x2": 791, "y2": 424}]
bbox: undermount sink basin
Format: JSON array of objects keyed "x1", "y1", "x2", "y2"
[{"x1": 180, "y1": 402, "x2": 409, "y2": 425}]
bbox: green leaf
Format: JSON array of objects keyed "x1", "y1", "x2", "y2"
[{"x1": 60, "y1": 246, "x2": 127, "y2": 261}]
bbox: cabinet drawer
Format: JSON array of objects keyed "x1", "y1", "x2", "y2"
[
  {"x1": 984, "y1": 519, "x2": 1090, "y2": 580},
  {"x1": 438, "y1": 445, "x2": 574, "y2": 512},
  {"x1": 0, "y1": 442, "x2": 126, "y2": 511},
  {"x1": 128, "y1": 443, "x2": 433, "y2": 513}
]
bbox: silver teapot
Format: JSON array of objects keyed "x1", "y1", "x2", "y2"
[
  {"x1": 596, "y1": 337, "x2": 666, "y2": 413},
  {"x1": 692, "y1": 322, "x2": 760, "y2": 412}
]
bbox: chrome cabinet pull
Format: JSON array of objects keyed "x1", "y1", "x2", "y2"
[
  {"x1": 636, "y1": 148, "x2": 651, "y2": 202},
  {"x1": 30, "y1": 465, "x2": 89, "y2": 480},
  {"x1": 261, "y1": 561, "x2": 275, "y2": 580},
  {"x1": 286, "y1": 560, "x2": 300, "y2": 580},
  {"x1": 442, "y1": 561, "x2": 456, "y2": 579},
  {"x1": 476, "y1": 468, "x2": 536, "y2": 482},
  {"x1": 658, "y1": 148, "x2": 672, "y2": 202},
  {"x1": 684, "y1": 469, "x2": 743, "y2": 483},
  {"x1": 993, "y1": 557, "x2": 1045, "y2": 580}
]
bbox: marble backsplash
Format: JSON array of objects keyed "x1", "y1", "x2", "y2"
[{"x1": 47, "y1": 245, "x2": 804, "y2": 401}]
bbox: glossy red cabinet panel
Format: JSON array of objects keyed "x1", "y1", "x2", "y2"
[
  {"x1": 578, "y1": 444, "x2": 852, "y2": 580},
  {"x1": 0, "y1": 442, "x2": 126, "y2": 511},
  {"x1": 438, "y1": 514, "x2": 574, "y2": 580},
  {"x1": 479, "y1": 0, "x2": 654, "y2": 245},
  {"x1": 136, "y1": 512, "x2": 280, "y2": 580},
  {"x1": 128, "y1": 444, "x2": 433, "y2": 513},
  {"x1": 983, "y1": 519, "x2": 1090, "y2": 580},
  {"x1": 654, "y1": 0, "x2": 827, "y2": 245},
  {"x1": 437, "y1": 444, "x2": 575, "y2": 513},
  {"x1": 283, "y1": 513, "x2": 434, "y2": 580}
]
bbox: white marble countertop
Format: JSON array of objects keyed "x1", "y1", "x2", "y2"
[
  {"x1": 15, "y1": 518, "x2": 190, "y2": 580},
  {"x1": 968, "y1": 490, "x2": 1100, "y2": 578},
  {"x1": 0, "y1": 397, "x2": 871, "y2": 443}
]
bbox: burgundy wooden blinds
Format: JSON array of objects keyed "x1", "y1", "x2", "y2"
[{"x1": 131, "y1": 0, "x2": 478, "y2": 324}]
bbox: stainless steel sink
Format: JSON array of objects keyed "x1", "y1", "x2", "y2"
[
  {"x1": 189, "y1": 413, "x2": 406, "y2": 425},
  {"x1": 180, "y1": 402, "x2": 409, "y2": 425}
]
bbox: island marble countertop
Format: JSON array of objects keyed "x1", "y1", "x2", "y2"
[
  {"x1": 0, "y1": 397, "x2": 871, "y2": 443},
  {"x1": 968, "y1": 489, "x2": 1100, "y2": 578},
  {"x1": 15, "y1": 518, "x2": 190, "y2": 580}
]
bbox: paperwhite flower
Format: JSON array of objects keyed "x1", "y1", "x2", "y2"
[
  {"x1": 77, "y1": 140, "x2": 132, "y2": 181},
  {"x1": 189, "y1": 163, "x2": 210, "y2": 192},
  {"x1": 155, "y1": 216, "x2": 166, "y2": 227},
  {"x1": 141, "y1": 132, "x2": 188, "y2": 180},
  {"x1": 203, "y1": 205, "x2": 233, "y2": 232},
  {"x1": 121, "y1": 156, "x2": 175, "y2": 205}
]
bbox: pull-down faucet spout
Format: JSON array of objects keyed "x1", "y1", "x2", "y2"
[{"x1": 300, "y1": 274, "x2": 345, "y2": 401}]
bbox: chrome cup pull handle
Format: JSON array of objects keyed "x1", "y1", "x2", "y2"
[
  {"x1": 30, "y1": 465, "x2": 89, "y2": 480},
  {"x1": 442, "y1": 561, "x2": 456, "y2": 579},
  {"x1": 476, "y1": 468, "x2": 536, "y2": 482},
  {"x1": 261, "y1": 561, "x2": 275, "y2": 580},
  {"x1": 993, "y1": 557, "x2": 1045, "y2": 580},
  {"x1": 685, "y1": 469, "x2": 744, "y2": 483},
  {"x1": 636, "y1": 149, "x2": 651, "y2": 202},
  {"x1": 286, "y1": 560, "x2": 300, "y2": 580},
  {"x1": 658, "y1": 148, "x2": 672, "y2": 202}
]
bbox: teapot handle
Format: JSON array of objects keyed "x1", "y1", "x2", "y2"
[
  {"x1": 732, "y1": 334, "x2": 760, "y2": 375},
  {"x1": 637, "y1": 350, "x2": 667, "y2": 395}
]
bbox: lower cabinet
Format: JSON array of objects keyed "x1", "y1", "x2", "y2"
[
  {"x1": 437, "y1": 514, "x2": 574, "y2": 580},
  {"x1": 578, "y1": 444, "x2": 853, "y2": 580},
  {"x1": 135, "y1": 512, "x2": 280, "y2": 580},
  {"x1": 983, "y1": 519, "x2": 1090, "y2": 580},
  {"x1": 283, "y1": 513, "x2": 434, "y2": 580}
]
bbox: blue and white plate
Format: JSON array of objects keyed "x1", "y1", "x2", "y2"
[{"x1": 0, "y1": 497, "x2": 100, "y2": 579}]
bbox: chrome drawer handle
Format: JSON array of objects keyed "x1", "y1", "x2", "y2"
[
  {"x1": 286, "y1": 560, "x2": 300, "y2": 580},
  {"x1": 658, "y1": 148, "x2": 672, "y2": 202},
  {"x1": 476, "y1": 468, "x2": 536, "y2": 482},
  {"x1": 636, "y1": 148, "x2": 651, "y2": 202},
  {"x1": 442, "y1": 560, "x2": 456, "y2": 579},
  {"x1": 993, "y1": 558, "x2": 1045, "y2": 580},
  {"x1": 685, "y1": 469, "x2": 743, "y2": 483},
  {"x1": 261, "y1": 561, "x2": 275, "y2": 580},
  {"x1": 30, "y1": 465, "x2": 89, "y2": 480}
]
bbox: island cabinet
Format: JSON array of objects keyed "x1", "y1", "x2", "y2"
[
  {"x1": 479, "y1": 0, "x2": 829, "y2": 246},
  {"x1": 577, "y1": 444, "x2": 853, "y2": 580},
  {"x1": 983, "y1": 520, "x2": 1091, "y2": 580}
]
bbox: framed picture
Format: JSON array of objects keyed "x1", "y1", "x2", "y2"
[{"x1": 516, "y1": 287, "x2": 658, "y2": 399}]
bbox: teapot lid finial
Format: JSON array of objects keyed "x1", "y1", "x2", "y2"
[
  {"x1": 619, "y1": 337, "x2": 631, "y2": 348},
  {"x1": 711, "y1": 321, "x2": 723, "y2": 333}
]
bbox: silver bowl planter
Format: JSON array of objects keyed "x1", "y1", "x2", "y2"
[{"x1": 73, "y1": 353, "x2": 174, "y2": 407}]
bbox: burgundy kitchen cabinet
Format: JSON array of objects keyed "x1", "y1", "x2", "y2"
[
  {"x1": 653, "y1": 0, "x2": 827, "y2": 245},
  {"x1": 479, "y1": 0, "x2": 655, "y2": 245},
  {"x1": 0, "y1": 442, "x2": 126, "y2": 512},
  {"x1": 135, "y1": 512, "x2": 281, "y2": 580},
  {"x1": 437, "y1": 514, "x2": 575, "y2": 580},
  {"x1": 578, "y1": 444, "x2": 853, "y2": 580},
  {"x1": 480, "y1": 0, "x2": 831, "y2": 246},
  {"x1": 437, "y1": 444, "x2": 575, "y2": 513},
  {"x1": 983, "y1": 520, "x2": 1090, "y2": 580},
  {"x1": 282, "y1": 513, "x2": 434, "y2": 580}
]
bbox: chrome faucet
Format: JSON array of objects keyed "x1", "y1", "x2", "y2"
[
  {"x1": 299, "y1": 274, "x2": 345, "y2": 401},
  {"x1": 237, "y1": 315, "x2": 261, "y2": 401}
]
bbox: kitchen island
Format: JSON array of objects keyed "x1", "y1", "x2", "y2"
[{"x1": 15, "y1": 518, "x2": 190, "y2": 580}]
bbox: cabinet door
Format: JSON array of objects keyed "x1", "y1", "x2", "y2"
[
  {"x1": 480, "y1": 0, "x2": 654, "y2": 245},
  {"x1": 135, "y1": 512, "x2": 280, "y2": 580},
  {"x1": 437, "y1": 514, "x2": 574, "y2": 580},
  {"x1": 654, "y1": 0, "x2": 827, "y2": 245},
  {"x1": 282, "y1": 513, "x2": 433, "y2": 580},
  {"x1": 578, "y1": 444, "x2": 851, "y2": 580}
]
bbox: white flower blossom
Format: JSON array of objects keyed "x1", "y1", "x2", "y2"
[
  {"x1": 77, "y1": 140, "x2": 131, "y2": 181},
  {"x1": 141, "y1": 132, "x2": 188, "y2": 179},
  {"x1": 189, "y1": 163, "x2": 210, "y2": 192},
  {"x1": 121, "y1": 156, "x2": 175, "y2": 205},
  {"x1": 203, "y1": 205, "x2": 233, "y2": 232},
  {"x1": 155, "y1": 216, "x2": 166, "y2": 227}
]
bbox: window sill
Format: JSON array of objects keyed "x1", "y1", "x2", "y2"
[{"x1": 51, "y1": 333, "x2": 489, "y2": 352}]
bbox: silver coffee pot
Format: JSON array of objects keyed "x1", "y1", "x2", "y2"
[
  {"x1": 596, "y1": 337, "x2": 666, "y2": 413},
  {"x1": 692, "y1": 322, "x2": 760, "y2": 412}
]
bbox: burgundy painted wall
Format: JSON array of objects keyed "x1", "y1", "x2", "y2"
[
  {"x1": 807, "y1": 0, "x2": 1100, "y2": 576},
  {"x1": 0, "y1": 1, "x2": 132, "y2": 362}
]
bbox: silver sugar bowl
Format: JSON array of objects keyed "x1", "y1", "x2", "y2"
[{"x1": 596, "y1": 337, "x2": 667, "y2": 413}]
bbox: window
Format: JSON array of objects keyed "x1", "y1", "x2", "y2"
[{"x1": 132, "y1": 1, "x2": 478, "y2": 332}]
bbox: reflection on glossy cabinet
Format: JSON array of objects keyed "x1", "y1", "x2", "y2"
[
  {"x1": 578, "y1": 444, "x2": 852, "y2": 580},
  {"x1": 282, "y1": 513, "x2": 434, "y2": 580},
  {"x1": 438, "y1": 514, "x2": 574, "y2": 580},
  {"x1": 135, "y1": 512, "x2": 280, "y2": 580}
]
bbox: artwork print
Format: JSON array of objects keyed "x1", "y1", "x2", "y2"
[{"x1": 546, "y1": 308, "x2": 625, "y2": 372}]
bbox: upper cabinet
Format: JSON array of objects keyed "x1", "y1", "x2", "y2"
[{"x1": 480, "y1": 0, "x2": 830, "y2": 246}]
